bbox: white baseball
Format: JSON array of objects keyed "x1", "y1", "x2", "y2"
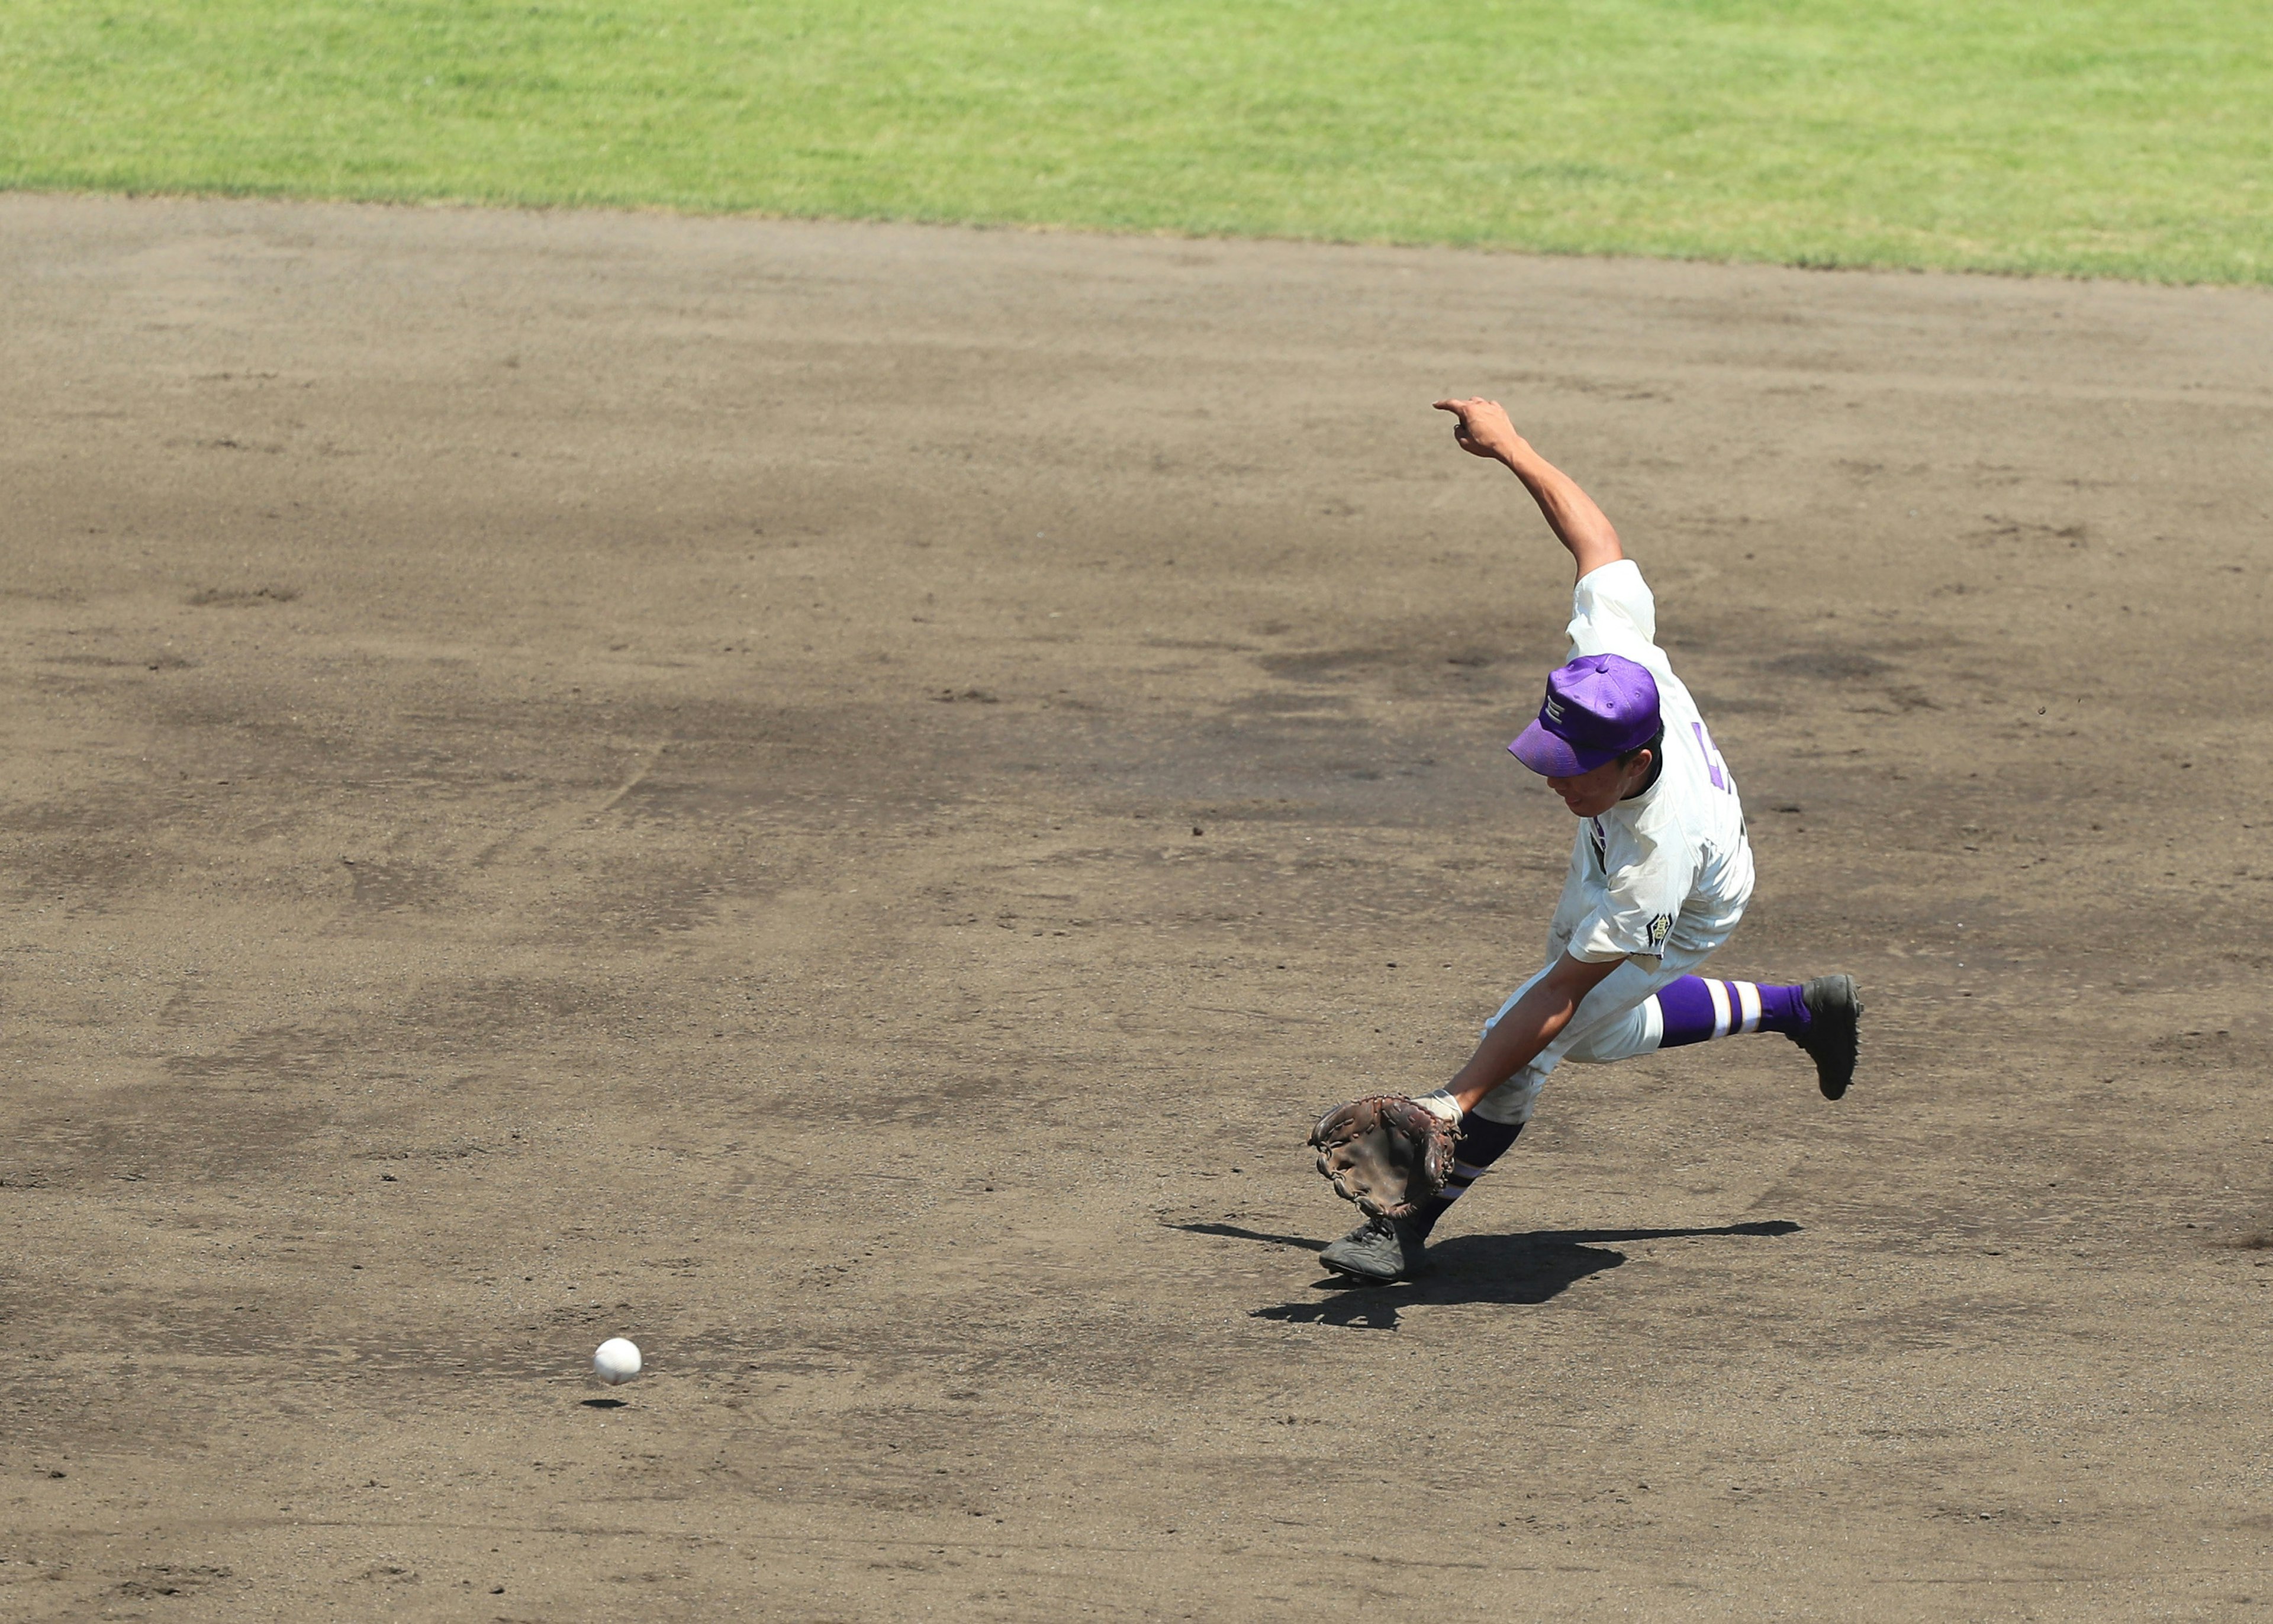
[{"x1": 592, "y1": 1337, "x2": 642, "y2": 1385}]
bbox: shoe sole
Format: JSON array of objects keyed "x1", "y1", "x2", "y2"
[
  {"x1": 1318, "y1": 1251, "x2": 1434, "y2": 1284},
  {"x1": 1804, "y1": 974, "x2": 1862, "y2": 1101},
  {"x1": 1320, "y1": 1266, "x2": 1402, "y2": 1286},
  {"x1": 1318, "y1": 1250, "x2": 1404, "y2": 1283}
]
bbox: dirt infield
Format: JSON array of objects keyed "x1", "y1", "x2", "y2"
[{"x1": 3, "y1": 193, "x2": 2270, "y2": 1619}]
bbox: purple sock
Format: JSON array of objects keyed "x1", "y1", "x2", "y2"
[
  {"x1": 1652, "y1": 977, "x2": 1811, "y2": 1048},
  {"x1": 1408, "y1": 1113, "x2": 1523, "y2": 1240}
]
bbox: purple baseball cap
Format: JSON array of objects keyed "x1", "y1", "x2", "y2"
[{"x1": 1509, "y1": 653, "x2": 1662, "y2": 776}]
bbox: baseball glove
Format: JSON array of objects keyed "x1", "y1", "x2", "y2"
[{"x1": 1308, "y1": 1095, "x2": 1460, "y2": 1219}]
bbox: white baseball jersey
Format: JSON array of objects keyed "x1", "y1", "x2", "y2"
[{"x1": 1544, "y1": 559, "x2": 1754, "y2": 964}]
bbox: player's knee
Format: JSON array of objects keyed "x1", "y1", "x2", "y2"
[
  {"x1": 1472, "y1": 1074, "x2": 1543, "y2": 1126},
  {"x1": 1560, "y1": 1011, "x2": 1656, "y2": 1066}
]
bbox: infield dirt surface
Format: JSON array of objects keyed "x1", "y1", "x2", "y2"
[{"x1": 4, "y1": 194, "x2": 2271, "y2": 1620}]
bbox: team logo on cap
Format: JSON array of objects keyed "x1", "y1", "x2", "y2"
[{"x1": 1544, "y1": 698, "x2": 1566, "y2": 723}]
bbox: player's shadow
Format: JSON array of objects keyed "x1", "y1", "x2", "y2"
[{"x1": 1175, "y1": 1219, "x2": 1800, "y2": 1332}]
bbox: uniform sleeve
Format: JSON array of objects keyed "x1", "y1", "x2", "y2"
[
  {"x1": 1565, "y1": 559, "x2": 1660, "y2": 666},
  {"x1": 1564, "y1": 834, "x2": 1698, "y2": 963}
]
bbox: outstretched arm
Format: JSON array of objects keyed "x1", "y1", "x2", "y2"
[
  {"x1": 1433, "y1": 398, "x2": 1624, "y2": 582},
  {"x1": 1440, "y1": 952, "x2": 1625, "y2": 1112}
]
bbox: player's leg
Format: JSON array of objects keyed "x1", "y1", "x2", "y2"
[
  {"x1": 1403, "y1": 956, "x2": 1674, "y2": 1239},
  {"x1": 1647, "y1": 974, "x2": 1862, "y2": 1100},
  {"x1": 1319, "y1": 960, "x2": 1592, "y2": 1282},
  {"x1": 1321, "y1": 957, "x2": 1836, "y2": 1281}
]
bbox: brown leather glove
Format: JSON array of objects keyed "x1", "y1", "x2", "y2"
[{"x1": 1307, "y1": 1095, "x2": 1459, "y2": 1219}]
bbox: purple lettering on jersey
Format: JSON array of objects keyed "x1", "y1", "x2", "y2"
[{"x1": 1691, "y1": 720, "x2": 1728, "y2": 791}]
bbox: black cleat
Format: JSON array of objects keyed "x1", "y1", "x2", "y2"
[
  {"x1": 1318, "y1": 1213, "x2": 1431, "y2": 1283},
  {"x1": 1791, "y1": 974, "x2": 1863, "y2": 1100}
]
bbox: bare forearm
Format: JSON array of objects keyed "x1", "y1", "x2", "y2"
[
  {"x1": 1502, "y1": 444, "x2": 1625, "y2": 581},
  {"x1": 1433, "y1": 398, "x2": 1625, "y2": 581},
  {"x1": 1444, "y1": 954, "x2": 1624, "y2": 1111},
  {"x1": 1445, "y1": 984, "x2": 1579, "y2": 1110}
]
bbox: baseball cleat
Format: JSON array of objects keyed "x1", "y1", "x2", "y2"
[
  {"x1": 1792, "y1": 974, "x2": 1863, "y2": 1100},
  {"x1": 1318, "y1": 1213, "x2": 1430, "y2": 1283}
]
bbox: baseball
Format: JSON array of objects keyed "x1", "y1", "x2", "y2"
[{"x1": 592, "y1": 1337, "x2": 642, "y2": 1385}]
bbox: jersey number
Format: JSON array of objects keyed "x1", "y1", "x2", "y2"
[{"x1": 1692, "y1": 720, "x2": 1731, "y2": 792}]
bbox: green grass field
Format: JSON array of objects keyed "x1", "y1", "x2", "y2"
[{"x1": 4, "y1": 1, "x2": 2267, "y2": 282}]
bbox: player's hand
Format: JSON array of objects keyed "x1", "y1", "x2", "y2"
[{"x1": 1434, "y1": 397, "x2": 1526, "y2": 462}]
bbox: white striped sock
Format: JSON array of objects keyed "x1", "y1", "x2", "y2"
[
  {"x1": 1436, "y1": 1165, "x2": 1486, "y2": 1204},
  {"x1": 1706, "y1": 978, "x2": 1733, "y2": 1039},
  {"x1": 1734, "y1": 980, "x2": 1763, "y2": 1034}
]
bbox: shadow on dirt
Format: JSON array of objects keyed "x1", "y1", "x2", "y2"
[{"x1": 1178, "y1": 1219, "x2": 1801, "y2": 1331}]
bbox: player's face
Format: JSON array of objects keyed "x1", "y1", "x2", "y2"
[{"x1": 1544, "y1": 752, "x2": 1650, "y2": 817}]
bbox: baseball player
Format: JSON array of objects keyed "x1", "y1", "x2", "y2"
[{"x1": 1311, "y1": 398, "x2": 1861, "y2": 1283}]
